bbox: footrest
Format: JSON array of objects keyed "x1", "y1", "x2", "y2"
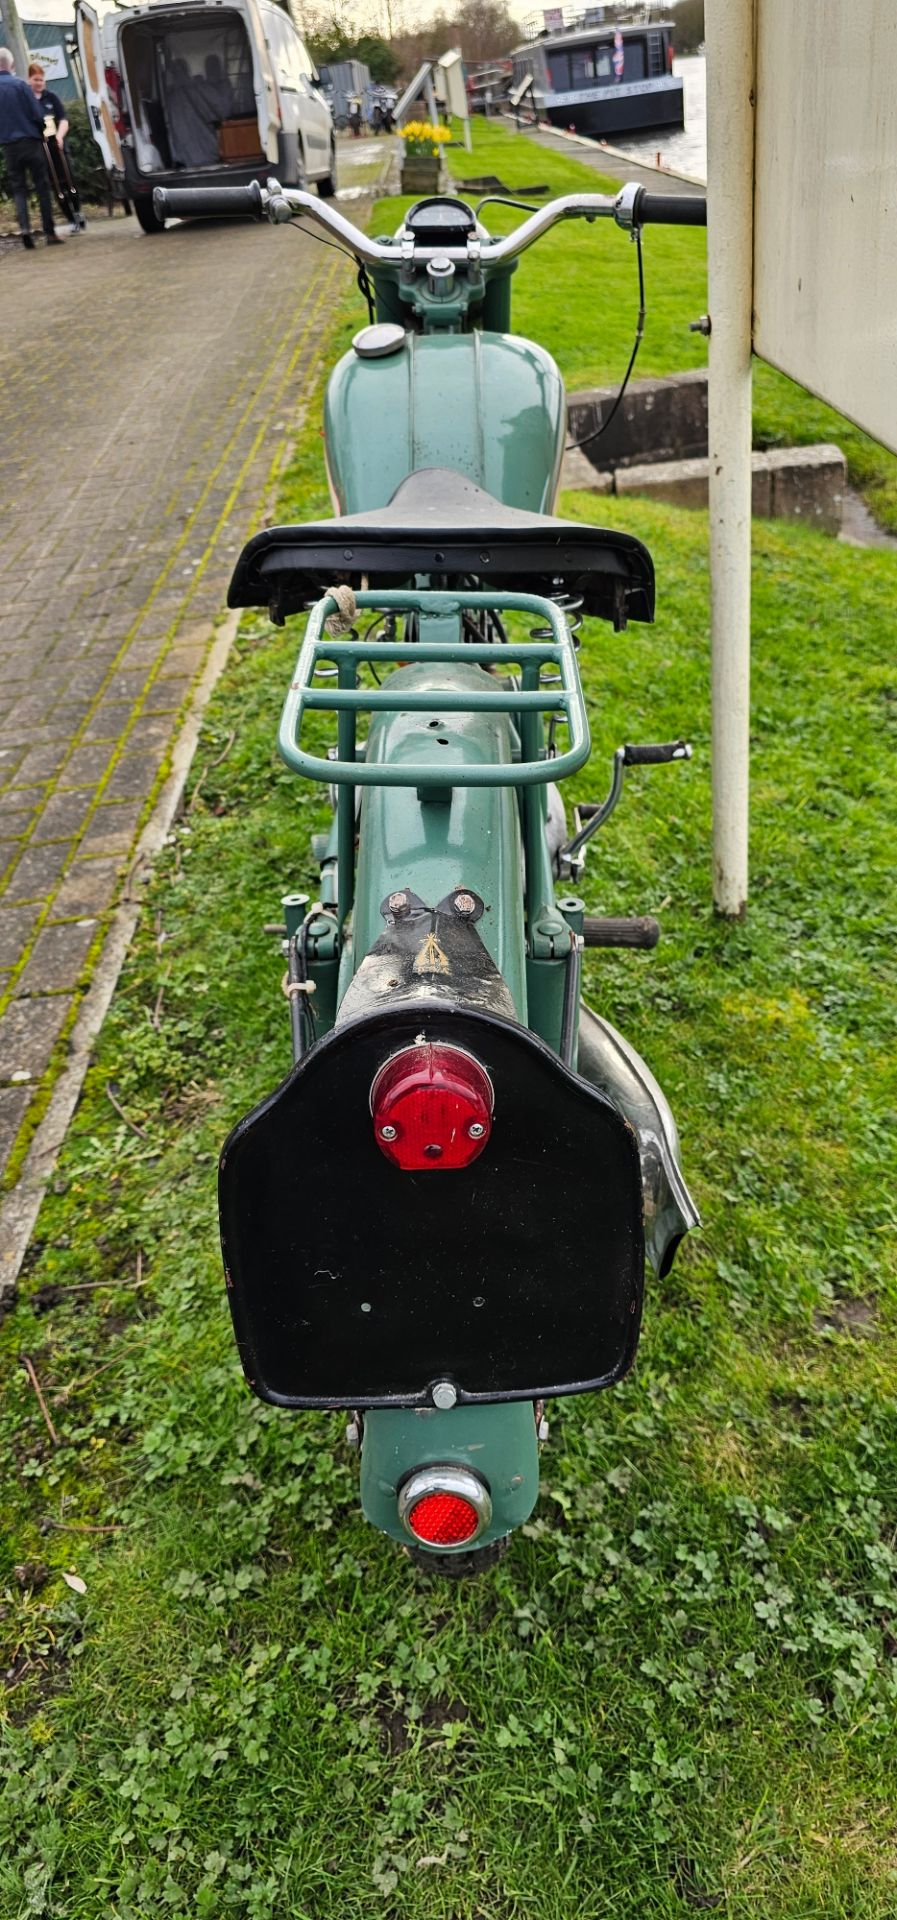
[{"x1": 583, "y1": 916, "x2": 660, "y2": 949}]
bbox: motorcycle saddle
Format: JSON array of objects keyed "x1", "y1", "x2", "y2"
[{"x1": 227, "y1": 467, "x2": 654, "y2": 629}]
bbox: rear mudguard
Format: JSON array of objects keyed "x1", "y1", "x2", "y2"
[
  {"x1": 360, "y1": 1401, "x2": 540, "y2": 1550},
  {"x1": 348, "y1": 660, "x2": 527, "y2": 1018},
  {"x1": 577, "y1": 1002, "x2": 700, "y2": 1277}
]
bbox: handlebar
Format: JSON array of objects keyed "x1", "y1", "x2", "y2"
[
  {"x1": 632, "y1": 192, "x2": 708, "y2": 227},
  {"x1": 153, "y1": 181, "x2": 265, "y2": 222},
  {"x1": 153, "y1": 177, "x2": 706, "y2": 266}
]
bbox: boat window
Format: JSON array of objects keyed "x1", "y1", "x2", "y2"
[
  {"x1": 547, "y1": 51, "x2": 570, "y2": 89},
  {"x1": 570, "y1": 49, "x2": 595, "y2": 85},
  {"x1": 594, "y1": 48, "x2": 613, "y2": 80},
  {"x1": 621, "y1": 38, "x2": 647, "y2": 80}
]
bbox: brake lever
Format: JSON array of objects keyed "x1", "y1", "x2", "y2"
[{"x1": 264, "y1": 177, "x2": 293, "y2": 224}]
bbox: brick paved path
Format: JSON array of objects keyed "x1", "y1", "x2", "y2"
[{"x1": 0, "y1": 211, "x2": 343, "y2": 1186}]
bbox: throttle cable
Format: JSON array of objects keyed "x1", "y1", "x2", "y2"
[{"x1": 565, "y1": 226, "x2": 646, "y2": 453}]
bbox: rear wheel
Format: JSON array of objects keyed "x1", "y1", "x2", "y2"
[
  {"x1": 318, "y1": 142, "x2": 337, "y2": 198},
  {"x1": 134, "y1": 196, "x2": 165, "y2": 234},
  {"x1": 407, "y1": 1536, "x2": 510, "y2": 1579}
]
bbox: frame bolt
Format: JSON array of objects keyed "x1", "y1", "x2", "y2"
[
  {"x1": 537, "y1": 1416, "x2": 550, "y2": 1443},
  {"x1": 380, "y1": 1124, "x2": 397, "y2": 1141},
  {"x1": 454, "y1": 891, "x2": 477, "y2": 916},
  {"x1": 432, "y1": 1380, "x2": 457, "y2": 1410},
  {"x1": 468, "y1": 1122, "x2": 485, "y2": 1139},
  {"x1": 388, "y1": 891, "x2": 410, "y2": 917}
]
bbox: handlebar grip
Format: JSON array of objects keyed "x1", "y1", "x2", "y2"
[
  {"x1": 582, "y1": 916, "x2": 660, "y2": 950},
  {"x1": 623, "y1": 740, "x2": 692, "y2": 766},
  {"x1": 153, "y1": 182, "x2": 265, "y2": 222},
  {"x1": 633, "y1": 189, "x2": 706, "y2": 227}
]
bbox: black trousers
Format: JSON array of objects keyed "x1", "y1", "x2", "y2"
[{"x1": 3, "y1": 135, "x2": 56, "y2": 236}]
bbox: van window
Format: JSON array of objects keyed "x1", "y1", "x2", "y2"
[{"x1": 294, "y1": 36, "x2": 316, "y2": 80}]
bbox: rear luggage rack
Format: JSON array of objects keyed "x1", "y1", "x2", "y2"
[{"x1": 277, "y1": 588, "x2": 590, "y2": 788}]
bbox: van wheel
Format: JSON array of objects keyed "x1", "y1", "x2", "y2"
[
  {"x1": 135, "y1": 197, "x2": 165, "y2": 234},
  {"x1": 318, "y1": 142, "x2": 337, "y2": 198}
]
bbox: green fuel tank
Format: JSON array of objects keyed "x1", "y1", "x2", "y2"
[{"x1": 324, "y1": 330, "x2": 566, "y2": 515}]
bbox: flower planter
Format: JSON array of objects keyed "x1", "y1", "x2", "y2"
[{"x1": 400, "y1": 155, "x2": 445, "y2": 195}]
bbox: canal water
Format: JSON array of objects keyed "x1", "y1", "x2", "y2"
[{"x1": 613, "y1": 53, "x2": 707, "y2": 183}]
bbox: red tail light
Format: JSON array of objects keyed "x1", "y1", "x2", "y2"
[
  {"x1": 370, "y1": 1043, "x2": 493, "y2": 1171},
  {"x1": 398, "y1": 1466, "x2": 492, "y2": 1548},
  {"x1": 408, "y1": 1491, "x2": 479, "y2": 1545}
]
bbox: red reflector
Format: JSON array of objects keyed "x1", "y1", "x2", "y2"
[
  {"x1": 408, "y1": 1491, "x2": 480, "y2": 1546},
  {"x1": 371, "y1": 1043, "x2": 493, "y2": 1171}
]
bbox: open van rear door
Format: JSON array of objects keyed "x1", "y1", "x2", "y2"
[
  {"x1": 74, "y1": 0, "x2": 124, "y2": 173},
  {"x1": 246, "y1": 0, "x2": 282, "y2": 162}
]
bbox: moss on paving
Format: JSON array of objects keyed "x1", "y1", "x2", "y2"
[{"x1": 1, "y1": 117, "x2": 896, "y2": 1920}]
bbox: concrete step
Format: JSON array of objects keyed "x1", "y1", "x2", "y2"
[{"x1": 563, "y1": 442, "x2": 848, "y2": 533}]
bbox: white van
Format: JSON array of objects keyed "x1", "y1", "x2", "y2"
[{"x1": 75, "y1": 0, "x2": 336, "y2": 233}]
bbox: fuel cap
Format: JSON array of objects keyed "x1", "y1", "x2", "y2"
[{"x1": 352, "y1": 323, "x2": 406, "y2": 359}]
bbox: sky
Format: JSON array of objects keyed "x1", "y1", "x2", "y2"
[{"x1": 18, "y1": 0, "x2": 530, "y2": 28}]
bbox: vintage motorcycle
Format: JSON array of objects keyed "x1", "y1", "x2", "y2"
[{"x1": 155, "y1": 172, "x2": 705, "y2": 1574}]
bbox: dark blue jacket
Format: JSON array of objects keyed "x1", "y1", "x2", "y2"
[{"x1": 0, "y1": 70, "x2": 45, "y2": 143}]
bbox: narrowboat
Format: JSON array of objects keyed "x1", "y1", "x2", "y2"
[{"x1": 510, "y1": 16, "x2": 684, "y2": 139}]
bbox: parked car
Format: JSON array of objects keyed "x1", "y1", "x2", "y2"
[{"x1": 75, "y1": 0, "x2": 336, "y2": 233}]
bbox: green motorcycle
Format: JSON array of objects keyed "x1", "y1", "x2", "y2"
[{"x1": 155, "y1": 172, "x2": 706, "y2": 1575}]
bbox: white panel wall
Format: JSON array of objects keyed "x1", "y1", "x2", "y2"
[{"x1": 753, "y1": 0, "x2": 897, "y2": 454}]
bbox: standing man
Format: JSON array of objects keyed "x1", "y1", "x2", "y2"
[
  {"x1": 28, "y1": 61, "x2": 84, "y2": 232},
  {"x1": 0, "y1": 45, "x2": 62, "y2": 248}
]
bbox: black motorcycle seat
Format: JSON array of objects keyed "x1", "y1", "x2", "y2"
[{"x1": 228, "y1": 467, "x2": 654, "y2": 629}]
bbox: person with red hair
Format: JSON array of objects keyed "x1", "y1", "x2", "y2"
[{"x1": 28, "y1": 60, "x2": 84, "y2": 232}]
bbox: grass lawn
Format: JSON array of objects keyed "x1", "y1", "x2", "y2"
[{"x1": 1, "y1": 118, "x2": 896, "y2": 1920}]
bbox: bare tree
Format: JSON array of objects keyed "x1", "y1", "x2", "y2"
[{"x1": 0, "y1": 0, "x2": 31, "y2": 82}]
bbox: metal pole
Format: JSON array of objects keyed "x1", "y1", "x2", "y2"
[
  {"x1": 0, "y1": 0, "x2": 31, "y2": 82},
  {"x1": 705, "y1": 0, "x2": 755, "y2": 918}
]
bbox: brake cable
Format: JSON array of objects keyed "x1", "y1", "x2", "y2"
[
  {"x1": 565, "y1": 225, "x2": 646, "y2": 453},
  {"x1": 286, "y1": 218, "x2": 375, "y2": 322}
]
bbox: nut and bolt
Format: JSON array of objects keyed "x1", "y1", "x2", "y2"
[
  {"x1": 454, "y1": 891, "x2": 476, "y2": 916},
  {"x1": 388, "y1": 891, "x2": 410, "y2": 917},
  {"x1": 432, "y1": 1380, "x2": 457, "y2": 1410},
  {"x1": 380, "y1": 1124, "x2": 398, "y2": 1141},
  {"x1": 537, "y1": 1416, "x2": 550, "y2": 1442},
  {"x1": 345, "y1": 1419, "x2": 360, "y2": 1451}
]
